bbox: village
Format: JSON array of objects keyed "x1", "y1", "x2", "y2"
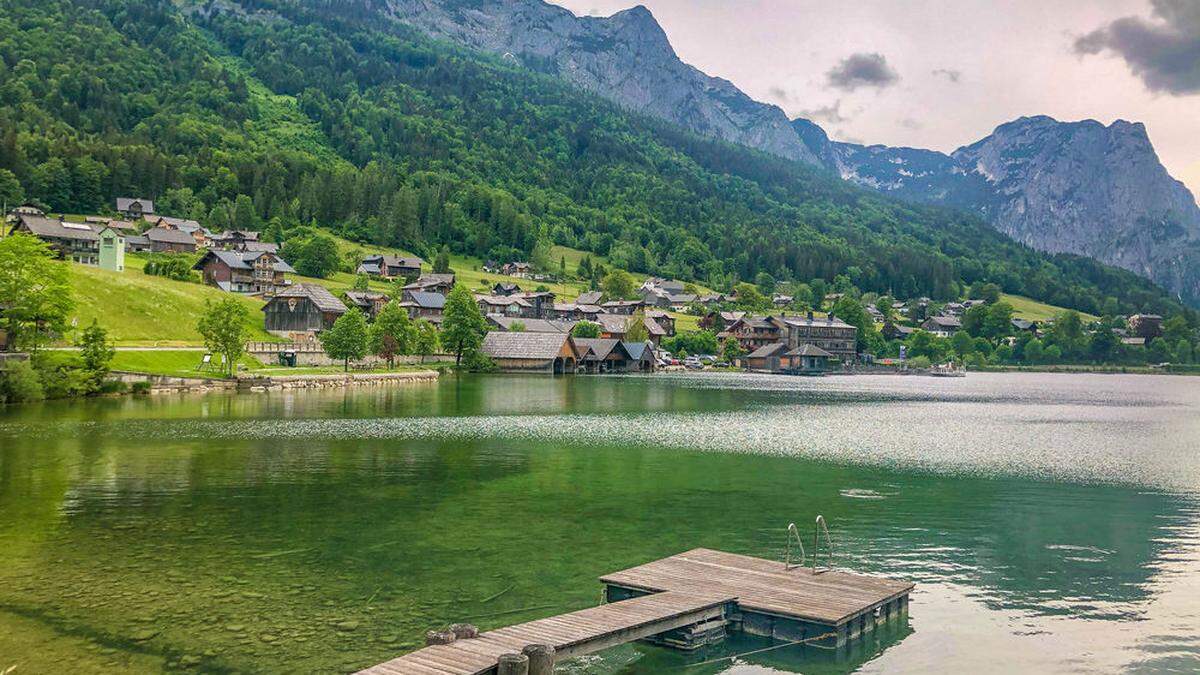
[{"x1": 2, "y1": 198, "x2": 1181, "y2": 384}]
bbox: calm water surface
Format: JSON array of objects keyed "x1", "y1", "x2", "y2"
[{"x1": 1, "y1": 372, "x2": 1198, "y2": 673}]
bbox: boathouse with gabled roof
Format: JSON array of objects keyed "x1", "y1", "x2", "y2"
[{"x1": 481, "y1": 331, "x2": 579, "y2": 374}]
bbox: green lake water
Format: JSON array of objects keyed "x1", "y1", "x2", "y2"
[{"x1": 1, "y1": 372, "x2": 1198, "y2": 673}]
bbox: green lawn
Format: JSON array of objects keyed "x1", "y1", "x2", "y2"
[
  {"x1": 1001, "y1": 294, "x2": 1098, "y2": 322},
  {"x1": 245, "y1": 362, "x2": 452, "y2": 376},
  {"x1": 66, "y1": 261, "x2": 275, "y2": 346},
  {"x1": 109, "y1": 349, "x2": 263, "y2": 378}
]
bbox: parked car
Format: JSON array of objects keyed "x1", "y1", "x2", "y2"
[{"x1": 683, "y1": 356, "x2": 703, "y2": 369}]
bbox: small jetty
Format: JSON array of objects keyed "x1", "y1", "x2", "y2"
[{"x1": 361, "y1": 536, "x2": 912, "y2": 675}]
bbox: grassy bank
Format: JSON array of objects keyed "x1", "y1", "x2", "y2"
[
  {"x1": 110, "y1": 350, "x2": 264, "y2": 378},
  {"x1": 1001, "y1": 293, "x2": 1098, "y2": 322},
  {"x1": 67, "y1": 260, "x2": 274, "y2": 346}
]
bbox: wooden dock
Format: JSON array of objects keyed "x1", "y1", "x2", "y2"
[
  {"x1": 360, "y1": 547, "x2": 913, "y2": 674},
  {"x1": 360, "y1": 591, "x2": 734, "y2": 675}
]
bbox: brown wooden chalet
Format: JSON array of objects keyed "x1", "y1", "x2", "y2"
[
  {"x1": 145, "y1": 226, "x2": 197, "y2": 253},
  {"x1": 358, "y1": 254, "x2": 422, "y2": 280},
  {"x1": 401, "y1": 273, "x2": 455, "y2": 298},
  {"x1": 9, "y1": 213, "x2": 99, "y2": 264},
  {"x1": 263, "y1": 284, "x2": 347, "y2": 336},
  {"x1": 193, "y1": 250, "x2": 294, "y2": 294},
  {"x1": 344, "y1": 291, "x2": 391, "y2": 319},
  {"x1": 116, "y1": 197, "x2": 154, "y2": 219}
]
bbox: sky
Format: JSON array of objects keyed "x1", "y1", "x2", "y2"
[{"x1": 551, "y1": 0, "x2": 1200, "y2": 197}]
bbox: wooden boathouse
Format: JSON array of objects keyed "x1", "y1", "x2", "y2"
[{"x1": 360, "y1": 537, "x2": 913, "y2": 675}]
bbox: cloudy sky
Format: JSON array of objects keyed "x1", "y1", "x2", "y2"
[{"x1": 552, "y1": 0, "x2": 1200, "y2": 196}]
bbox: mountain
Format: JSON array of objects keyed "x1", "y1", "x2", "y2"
[
  {"x1": 374, "y1": 0, "x2": 821, "y2": 166},
  {"x1": 362, "y1": 0, "x2": 1200, "y2": 305},
  {"x1": 0, "y1": 0, "x2": 1188, "y2": 321},
  {"x1": 798, "y1": 116, "x2": 1200, "y2": 304}
]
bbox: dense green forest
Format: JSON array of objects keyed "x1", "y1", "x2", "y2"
[{"x1": 0, "y1": 0, "x2": 1193, "y2": 321}]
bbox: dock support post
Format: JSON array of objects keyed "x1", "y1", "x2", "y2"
[
  {"x1": 498, "y1": 652, "x2": 529, "y2": 675},
  {"x1": 522, "y1": 643, "x2": 555, "y2": 675}
]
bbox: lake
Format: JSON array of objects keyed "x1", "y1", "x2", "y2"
[{"x1": 1, "y1": 372, "x2": 1198, "y2": 673}]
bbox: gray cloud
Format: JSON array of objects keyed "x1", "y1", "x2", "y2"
[
  {"x1": 825, "y1": 52, "x2": 900, "y2": 91},
  {"x1": 932, "y1": 68, "x2": 962, "y2": 83},
  {"x1": 798, "y1": 100, "x2": 849, "y2": 124},
  {"x1": 767, "y1": 86, "x2": 790, "y2": 103},
  {"x1": 1075, "y1": 0, "x2": 1200, "y2": 95},
  {"x1": 899, "y1": 117, "x2": 923, "y2": 130}
]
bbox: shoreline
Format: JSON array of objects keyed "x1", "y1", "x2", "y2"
[{"x1": 111, "y1": 369, "x2": 441, "y2": 395}]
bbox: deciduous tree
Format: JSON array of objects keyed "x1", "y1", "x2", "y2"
[{"x1": 196, "y1": 298, "x2": 249, "y2": 376}]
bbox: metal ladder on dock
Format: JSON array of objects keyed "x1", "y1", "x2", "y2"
[{"x1": 785, "y1": 515, "x2": 835, "y2": 573}]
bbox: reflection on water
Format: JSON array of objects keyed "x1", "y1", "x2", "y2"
[{"x1": 0, "y1": 372, "x2": 1198, "y2": 672}]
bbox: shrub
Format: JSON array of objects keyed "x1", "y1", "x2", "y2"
[
  {"x1": 907, "y1": 355, "x2": 932, "y2": 369},
  {"x1": 97, "y1": 380, "x2": 129, "y2": 394},
  {"x1": 0, "y1": 361, "x2": 45, "y2": 404},
  {"x1": 131, "y1": 381, "x2": 152, "y2": 395}
]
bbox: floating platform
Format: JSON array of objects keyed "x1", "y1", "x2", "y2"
[
  {"x1": 360, "y1": 547, "x2": 912, "y2": 674},
  {"x1": 601, "y1": 548, "x2": 913, "y2": 648}
]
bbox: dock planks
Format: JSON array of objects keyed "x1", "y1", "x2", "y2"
[
  {"x1": 359, "y1": 590, "x2": 734, "y2": 675},
  {"x1": 600, "y1": 548, "x2": 913, "y2": 626}
]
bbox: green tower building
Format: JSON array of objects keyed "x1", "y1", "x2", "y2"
[{"x1": 97, "y1": 225, "x2": 125, "y2": 272}]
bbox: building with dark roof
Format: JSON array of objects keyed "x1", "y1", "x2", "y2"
[
  {"x1": 920, "y1": 315, "x2": 962, "y2": 337},
  {"x1": 782, "y1": 313, "x2": 857, "y2": 361},
  {"x1": 486, "y1": 315, "x2": 576, "y2": 333},
  {"x1": 402, "y1": 273, "x2": 455, "y2": 297},
  {"x1": 744, "y1": 342, "x2": 789, "y2": 371},
  {"x1": 116, "y1": 197, "x2": 154, "y2": 218},
  {"x1": 573, "y1": 338, "x2": 635, "y2": 373},
  {"x1": 481, "y1": 331, "x2": 579, "y2": 373},
  {"x1": 784, "y1": 344, "x2": 834, "y2": 374},
  {"x1": 344, "y1": 291, "x2": 391, "y2": 319},
  {"x1": 400, "y1": 291, "x2": 446, "y2": 324},
  {"x1": 9, "y1": 214, "x2": 99, "y2": 264},
  {"x1": 193, "y1": 250, "x2": 294, "y2": 294},
  {"x1": 358, "y1": 254, "x2": 423, "y2": 279},
  {"x1": 145, "y1": 226, "x2": 197, "y2": 253},
  {"x1": 262, "y1": 284, "x2": 348, "y2": 335},
  {"x1": 575, "y1": 291, "x2": 603, "y2": 306}
]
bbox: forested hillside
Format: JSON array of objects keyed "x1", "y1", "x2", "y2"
[{"x1": 0, "y1": 0, "x2": 1191, "y2": 319}]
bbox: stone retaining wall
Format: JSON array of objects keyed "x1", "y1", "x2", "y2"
[{"x1": 113, "y1": 370, "x2": 439, "y2": 395}]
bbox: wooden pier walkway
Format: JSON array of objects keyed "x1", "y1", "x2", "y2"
[
  {"x1": 360, "y1": 591, "x2": 734, "y2": 675},
  {"x1": 360, "y1": 547, "x2": 913, "y2": 674}
]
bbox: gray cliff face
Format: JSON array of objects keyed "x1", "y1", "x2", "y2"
[
  {"x1": 364, "y1": 0, "x2": 1199, "y2": 303},
  {"x1": 796, "y1": 116, "x2": 1200, "y2": 304},
  {"x1": 378, "y1": 0, "x2": 820, "y2": 165}
]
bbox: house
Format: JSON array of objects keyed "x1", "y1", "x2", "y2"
[
  {"x1": 699, "y1": 310, "x2": 745, "y2": 332},
  {"x1": 622, "y1": 341, "x2": 656, "y2": 371},
  {"x1": 481, "y1": 331, "x2": 579, "y2": 374},
  {"x1": 719, "y1": 316, "x2": 786, "y2": 353},
  {"x1": 207, "y1": 229, "x2": 260, "y2": 250},
  {"x1": 486, "y1": 315, "x2": 575, "y2": 333},
  {"x1": 921, "y1": 315, "x2": 962, "y2": 337},
  {"x1": 601, "y1": 299, "x2": 644, "y2": 315},
  {"x1": 1011, "y1": 318, "x2": 1038, "y2": 333},
  {"x1": 357, "y1": 254, "x2": 423, "y2": 280},
  {"x1": 402, "y1": 274, "x2": 456, "y2": 298},
  {"x1": 476, "y1": 294, "x2": 534, "y2": 318},
  {"x1": 594, "y1": 314, "x2": 631, "y2": 339},
  {"x1": 696, "y1": 293, "x2": 725, "y2": 307},
  {"x1": 145, "y1": 226, "x2": 197, "y2": 253},
  {"x1": 400, "y1": 291, "x2": 446, "y2": 324},
  {"x1": 87, "y1": 217, "x2": 138, "y2": 234},
  {"x1": 492, "y1": 282, "x2": 521, "y2": 296},
  {"x1": 1128, "y1": 314, "x2": 1163, "y2": 340},
  {"x1": 547, "y1": 303, "x2": 603, "y2": 321},
  {"x1": 645, "y1": 309, "x2": 676, "y2": 337},
  {"x1": 124, "y1": 234, "x2": 152, "y2": 252},
  {"x1": 116, "y1": 197, "x2": 154, "y2": 219},
  {"x1": 782, "y1": 313, "x2": 857, "y2": 362},
  {"x1": 262, "y1": 284, "x2": 347, "y2": 336},
  {"x1": 500, "y1": 261, "x2": 532, "y2": 277},
  {"x1": 147, "y1": 215, "x2": 207, "y2": 247},
  {"x1": 784, "y1": 344, "x2": 833, "y2": 374},
  {"x1": 575, "y1": 291, "x2": 603, "y2": 306},
  {"x1": 573, "y1": 338, "x2": 635, "y2": 373},
  {"x1": 773, "y1": 294, "x2": 794, "y2": 307},
  {"x1": 96, "y1": 225, "x2": 126, "y2": 272},
  {"x1": 881, "y1": 321, "x2": 916, "y2": 341},
  {"x1": 193, "y1": 250, "x2": 293, "y2": 294},
  {"x1": 512, "y1": 291, "x2": 556, "y2": 318},
  {"x1": 744, "y1": 342, "x2": 788, "y2": 371},
  {"x1": 9, "y1": 214, "x2": 99, "y2": 264},
  {"x1": 238, "y1": 241, "x2": 280, "y2": 254},
  {"x1": 344, "y1": 291, "x2": 391, "y2": 319}
]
